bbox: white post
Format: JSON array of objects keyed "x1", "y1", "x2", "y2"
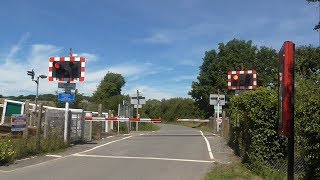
[
  {"x1": 217, "y1": 89, "x2": 220, "y2": 131},
  {"x1": 105, "y1": 114, "x2": 108, "y2": 133},
  {"x1": 64, "y1": 102, "x2": 69, "y2": 143},
  {"x1": 1, "y1": 101, "x2": 7, "y2": 125},
  {"x1": 117, "y1": 120, "x2": 120, "y2": 135}
]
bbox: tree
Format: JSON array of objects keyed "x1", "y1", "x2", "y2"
[
  {"x1": 295, "y1": 45, "x2": 320, "y2": 79},
  {"x1": 306, "y1": 1, "x2": 320, "y2": 31},
  {"x1": 141, "y1": 98, "x2": 203, "y2": 122},
  {"x1": 189, "y1": 39, "x2": 278, "y2": 117},
  {"x1": 92, "y1": 72, "x2": 126, "y2": 111}
]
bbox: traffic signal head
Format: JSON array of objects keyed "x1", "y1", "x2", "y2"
[
  {"x1": 27, "y1": 69, "x2": 35, "y2": 80},
  {"x1": 52, "y1": 61, "x2": 81, "y2": 80},
  {"x1": 228, "y1": 70, "x2": 256, "y2": 90},
  {"x1": 231, "y1": 74, "x2": 239, "y2": 86}
]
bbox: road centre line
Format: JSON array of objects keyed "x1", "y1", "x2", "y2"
[
  {"x1": 79, "y1": 136, "x2": 132, "y2": 154},
  {"x1": 72, "y1": 154, "x2": 215, "y2": 163},
  {"x1": 200, "y1": 130, "x2": 214, "y2": 160}
]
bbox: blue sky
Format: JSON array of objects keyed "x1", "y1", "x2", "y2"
[{"x1": 0, "y1": 0, "x2": 318, "y2": 99}]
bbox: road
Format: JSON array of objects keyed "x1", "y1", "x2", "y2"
[{"x1": 0, "y1": 124, "x2": 235, "y2": 180}]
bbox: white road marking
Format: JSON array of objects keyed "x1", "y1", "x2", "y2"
[
  {"x1": 200, "y1": 130, "x2": 214, "y2": 160},
  {"x1": 15, "y1": 156, "x2": 37, "y2": 162},
  {"x1": 79, "y1": 136, "x2": 132, "y2": 154},
  {"x1": 0, "y1": 155, "x2": 71, "y2": 173},
  {"x1": 106, "y1": 136, "x2": 114, "y2": 139},
  {"x1": 46, "y1": 155, "x2": 63, "y2": 158},
  {"x1": 72, "y1": 154, "x2": 215, "y2": 163}
]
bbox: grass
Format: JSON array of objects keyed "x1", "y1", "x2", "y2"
[
  {"x1": 137, "y1": 122, "x2": 160, "y2": 131},
  {"x1": 0, "y1": 134, "x2": 68, "y2": 165},
  {"x1": 205, "y1": 162, "x2": 262, "y2": 180},
  {"x1": 171, "y1": 121, "x2": 214, "y2": 133}
]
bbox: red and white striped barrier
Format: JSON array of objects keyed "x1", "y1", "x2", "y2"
[{"x1": 84, "y1": 117, "x2": 161, "y2": 123}]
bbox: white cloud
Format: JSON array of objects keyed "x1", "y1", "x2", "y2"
[
  {"x1": 78, "y1": 53, "x2": 97, "y2": 62},
  {"x1": 5, "y1": 32, "x2": 30, "y2": 64},
  {"x1": 123, "y1": 84, "x2": 191, "y2": 100},
  {"x1": 0, "y1": 38, "x2": 181, "y2": 98},
  {"x1": 142, "y1": 32, "x2": 172, "y2": 44}
]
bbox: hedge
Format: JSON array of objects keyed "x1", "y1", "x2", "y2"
[{"x1": 229, "y1": 87, "x2": 286, "y2": 164}]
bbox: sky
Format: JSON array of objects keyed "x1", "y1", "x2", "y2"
[{"x1": 0, "y1": 0, "x2": 318, "y2": 100}]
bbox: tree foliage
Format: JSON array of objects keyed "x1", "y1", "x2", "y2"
[
  {"x1": 92, "y1": 72, "x2": 126, "y2": 111},
  {"x1": 189, "y1": 39, "x2": 278, "y2": 117},
  {"x1": 141, "y1": 98, "x2": 204, "y2": 122}
]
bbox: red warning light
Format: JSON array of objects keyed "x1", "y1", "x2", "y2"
[
  {"x1": 54, "y1": 62, "x2": 60, "y2": 69},
  {"x1": 233, "y1": 75, "x2": 239, "y2": 80}
]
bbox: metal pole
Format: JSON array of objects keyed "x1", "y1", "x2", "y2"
[
  {"x1": 35, "y1": 76, "x2": 39, "y2": 116},
  {"x1": 64, "y1": 101, "x2": 69, "y2": 143},
  {"x1": 217, "y1": 89, "x2": 220, "y2": 131},
  {"x1": 136, "y1": 90, "x2": 139, "y2": 131},
  {"x1": 36, "y1": 103, "x2": 43, "y2": 152}
]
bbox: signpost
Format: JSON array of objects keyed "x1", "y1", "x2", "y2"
[
  {"x1": 11, "y1": 114, "x2": 27, "y2": 132},
  {"x1": 278, "y1": 41, "x2": 295, "y2": 180},
  {"x1": 210, "y1": 91, "x2": 225, "y2": 131},
  {"x1": 130, "y1": 90, "x2": 146, "y2": 131},
  {"x1": 48, "y1": 48, "x2": 86, "y2": 143}
]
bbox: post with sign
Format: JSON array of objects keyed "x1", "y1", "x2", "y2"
[
  {"x1": 11, "y1": 114, "x2": 27, "y2": 132},
  {"x1": 48, "y1": 48, "x2": 86, "y2": 143},
  {"x1": 130, "y1": 91, "x2": 146, "y2": 131},
  {"x1": 209, "y1": 91, "x2": 225, "y2": 131},
  {"x1": 278, "y1": 41, "x2": 295, "y2": 180}
]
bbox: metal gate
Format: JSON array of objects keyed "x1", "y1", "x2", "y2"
[{"x1": 69, "y1": 110, "x2": 85, "y2": 143}]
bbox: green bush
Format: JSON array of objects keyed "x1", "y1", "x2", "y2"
[
  {"x1": 229, "y1": 87, "x2": 286, "y2": 164},
  {"x1": 0, "y1": 138, "x2": 16, "y2": 165},
  {"x1": 3, "y1": 133, "x2": 68, "y2": 163},
  {"x1": 295, "y1": 76, "x2": 320, "y2": 179}
]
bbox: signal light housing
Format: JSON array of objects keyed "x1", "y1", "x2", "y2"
[
  {"x1": 49, "y1": 57, "x2": 85, "y2": 82},
  {"x1": 228, "y1": 70, "x2": 257, "y2": 90},
  {"x1": 27, "y1": 69, "x2": 35, "y2": 80}
]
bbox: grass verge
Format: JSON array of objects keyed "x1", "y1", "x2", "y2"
[
  {"x1": 171, "y1": 121, "x2": 214, "y2": 133},
  {"x1": 205, "y1": 162, "x2": 261, "y2": 180},
  {"x1": 205, "y1": 162, "x2": 285, "y2": 180},
  {"x1": 136, "y1": 122, "x2": 160, "y2": 131},
  {"x1": 0, "y1": 134, "x2": 68, "y2": 165}
]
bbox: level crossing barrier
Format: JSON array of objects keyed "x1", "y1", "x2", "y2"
[{"x1": 84, "y1": 116, "x2": 161, "y2": 123}]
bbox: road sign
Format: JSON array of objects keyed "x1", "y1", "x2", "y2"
[
  {"x1": 130, "y1": 96, "x2": 146, "y2": 105},
  {"x1": 58, "y1": 82, "x2": 76, "y2": 90},
  {"x1": 134, "y1": 104, "x2": 142, "y2": 108},
  {"x1": 209, "y1": 94, "x2": 225, "y2": 105},
  {"x1": 11, "y1": 114, "x2": 27, "y2": 131},
  {"x1": 58, "y1": 93, "x2": 75, "y2": 102},
  {"x1": 214, "y1": 105, "x2": 222, "y2": 113}
]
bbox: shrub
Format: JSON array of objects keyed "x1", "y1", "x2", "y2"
[
  {"x1": 229, "y1": 87, "x2": 286, "y2": 164},
  {"x1": 0, "y1": 138, "x2": 16, "y2": 165}
]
